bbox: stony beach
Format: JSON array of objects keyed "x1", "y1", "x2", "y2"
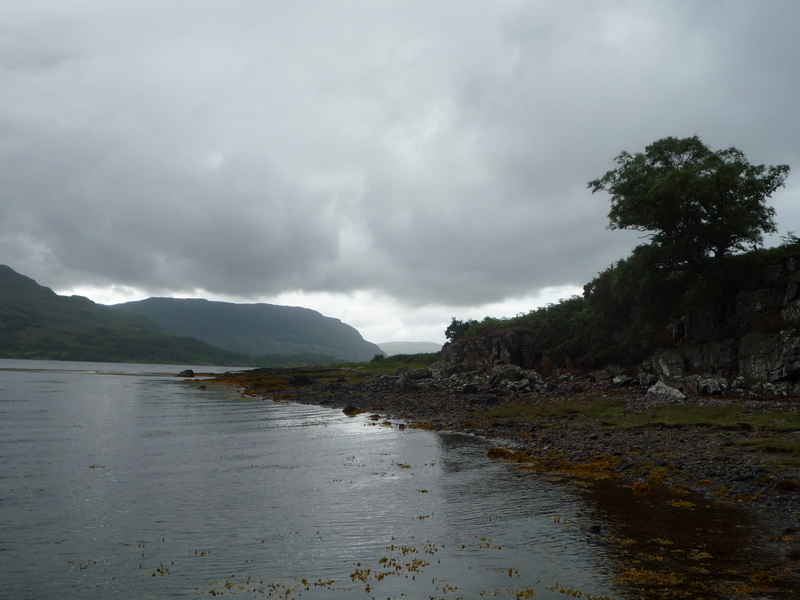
[
  {"x1": 214, "y1": 365, "x2": 800, "y2": 540},
  {"x1": 205, "y1": 363, "x2": 800, "y2": 597}
]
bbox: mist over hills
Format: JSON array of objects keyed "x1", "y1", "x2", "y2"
[
  {"x1": 377, "y1": 341, "x2": 442, "y2": 356},
  {"x1": 110, "y1": 298, "x2": 382, "y2": 363}
]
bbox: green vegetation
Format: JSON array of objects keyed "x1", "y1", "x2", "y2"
[
  {"x1": 589, "y1": 135, "x2": 789, "y2": 280},
  {"x1": 0, "y1": 265, "x2": 344, "y2": 366},
  {"x1": 369, "y1": 352, "x2": 441, "y2": 369},
  {"x1": 448, "y1": 136, "x2": 794, "y2": 368},
  {"x1": 110, "y1": 297, "x2": 381, "y2": 363},
  {"x1": 0, "y1": 265, "x2": 387, "y2": 366},
  {"x1": 475, "y1": 396, "x2": 800, "y2": 433},
  {"x1": 0, "y1": 265, "x2": 253, "y2": 364}
]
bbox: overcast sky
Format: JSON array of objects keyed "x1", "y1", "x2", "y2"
[{"x1": 2, "y1": 1, "x2": 798, "y2": 344}]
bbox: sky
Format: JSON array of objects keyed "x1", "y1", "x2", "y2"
[{"x1": 2, "y1": 1, "x2": 799, "y2": 345}]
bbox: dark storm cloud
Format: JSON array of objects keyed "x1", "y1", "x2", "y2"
[{"x1": 1, "y1": 0, "x2": 798, "y2": 307}]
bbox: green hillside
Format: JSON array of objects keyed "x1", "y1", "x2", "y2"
[
  {"x1": 0, "y1": 265, "x2": 253, "y2": 365},
  {"x1": 110, "y1": 297, "x2": 382, "y2": 363}
]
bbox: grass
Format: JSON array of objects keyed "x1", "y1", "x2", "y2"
[
  {"x1": 476, "y1": 397, "x2": 627, "y2": 425},
  {"x1": 476, "y1": 398, "x2": 800, "y2": 433},
  {"x1": 739, "y1": 437, "x2": 800, "y2": 457}
]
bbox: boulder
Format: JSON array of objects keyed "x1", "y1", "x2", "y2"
[
  {"x1": 645, "y1": 381, "x2": 686, "y2": 401},
  {"x1": 685, "y1": 374, "x2": 728, "y2": 395},
  {"x1": 488, "y1": 364, "x2": 523, "y2": 387}
]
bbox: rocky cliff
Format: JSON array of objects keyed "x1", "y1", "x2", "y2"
[{"x1": 441, "y1": 253, "x2": 800, "y2": 392}]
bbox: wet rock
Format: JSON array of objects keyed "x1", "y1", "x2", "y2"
[
  {"x1": 178, "y1": 369, "x2": 195, "y2": 377},
  {"x1": 342, "y1": 404, "x2": 361, "y2": 416},
  {"x1": 289, "y1": 374, "x2": 316, "y2": 386},
  {"x1": 580, "y1": 525, "x2": 602, "y2": 534}
]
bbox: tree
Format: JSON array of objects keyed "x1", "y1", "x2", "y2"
[
  {"x1": 588, "y1": 136, "x2": 789, "y2": 278},
  {"x1": 444, "y1": 317, "x2": 478, "y2": 342}
]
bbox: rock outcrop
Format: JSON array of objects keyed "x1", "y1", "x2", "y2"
[
  {"x1": 442, "y1": 254, "x2": 800, "y2": 391},
  {"x1": 440, "y1": 330, "x2": 537, "y2": 375}
]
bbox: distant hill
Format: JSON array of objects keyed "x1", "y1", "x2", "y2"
[
  {"x1": 110, "y1": 297, "x2": 382, "y2": 363},
  {"x1": 378, "y1": 341, "x2": 442, "y2": 356},
  {"x1": 0, "y1": 265, "x2": 252, "y2": 365}
]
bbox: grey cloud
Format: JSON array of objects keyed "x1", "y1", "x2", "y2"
[{"x1": 1, "y1": 0, "x2": 798, "y2": 307}]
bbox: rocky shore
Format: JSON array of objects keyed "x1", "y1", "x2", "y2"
[{"x1": 215, "y1": 363, "x2": 800, "y2": 545}]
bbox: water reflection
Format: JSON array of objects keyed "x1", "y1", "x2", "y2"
[{"x1": 1, "y1": 359, "x2": 796, "y2": 599}]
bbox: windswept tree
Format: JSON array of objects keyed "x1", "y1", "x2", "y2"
[{"x1": 588, "y1": 136, "x2": 789, "y2": 279}]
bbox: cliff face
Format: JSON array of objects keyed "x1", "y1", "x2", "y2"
[
  {"x1": 442, "y1": 254, "x2": 800, "y2": 384},
  {"x1": 440, "y1": 330, "x2": 537, "y2": 375}
]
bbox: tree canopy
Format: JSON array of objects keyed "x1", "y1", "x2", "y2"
[{"x1": 588, "y1": 136, "x2": 789, "y2": 277}]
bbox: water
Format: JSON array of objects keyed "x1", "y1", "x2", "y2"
[{"x1": 0, "y1": 359, "x2": 792, "y2": 599}]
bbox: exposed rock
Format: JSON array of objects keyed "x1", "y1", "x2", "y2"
[
  {"x1": 521, "y1": 369, "x2": 544, "y2": 386},
  {"x1": 441, "y1": 330, "x2": 537, "y2": 375},
  {"x1": 684, "y1": 374, "x2": 728, "y2": 395},
  {"x1": 684, "y1": 340, "x2": 737, "y2": 377},
  {"x1": 440, "y1": 254, "x2": 800, "y2": 385},
  {"x1": 612, "y1": 375, "x2": 634, "y2": 387},
  {"x1": 488, "y1": 364, "x2": 523, "y2": 387},
  {"x1": 738, "y1": 330, "x2": 800, "y2": 381},
  {"x1": 652, "y1": 349, "x2": 686, "y2": 378},
  {"x1": 178, "y1": 369, "x2": 195, "y2": 377},
  {"x1": 645, "y1": 381, "x2": 686, "y2": 401}
]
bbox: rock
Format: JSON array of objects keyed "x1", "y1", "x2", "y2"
[
  {"x1": 289, "y1": 375, "x2": 316, "y2": 386},
  {"x1": 645, "y1": 381, "x2": 686, "y2": 401},
  {"x1": 178, "y1": 369, "x2": 195, "y2": 378},
  {"x1": 684, "y1": 340, "x2": 738, "y2": 377},
  {"x1": 440, "y1": 330, "x2": 537, "y2": 375},
  {"x1": 612, "y1": 375, "x2": 634, "y2": 387},
  {"x1": 342, "y1": 404, "x2": 361, "y2": 416},
  {"x1": 521, "y1": 369, "x2": 544, "y2": 385},
  {"x1": 580, "y1": 525, "x2": 602, "y2": 534},
  {"x1": 638, "y1": 372, "x2": 657, "y2": 387},
  {"x1": 456, "y1": 383, "x2": 479, "y2": 394},
  {"x1": 653, "y1": 349, "x2": 686, "y2": 378},
  {"x1": 685, "y1": 374, "x2": 729, "y2": 395},
  {"x1": 738, "y1": 330, "x2": 800, "y2": 381},
  {"x1": 504, "y1": 379, "x2": 530, "y2": 392},
  {"x1": 489, "y1": 364, "x2": 523, "y2": 387}
]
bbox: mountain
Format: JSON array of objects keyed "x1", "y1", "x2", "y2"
[
  {"x1": 0, "y1": 265, "x2": 252, "y2": 365},
  {"x1": 377, "y1": 341, "x2": 442, "y2": 356},
  {"x1": 110, "y1": 297, "x2": 382, "y2": 363}
]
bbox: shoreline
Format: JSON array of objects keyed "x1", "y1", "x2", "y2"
[
  {"x1": 218, "y1": 367, "x2": 800, "y2": 531},
  {"x1": 212, "y1": 365, "x2": 800, "y2": 553}
]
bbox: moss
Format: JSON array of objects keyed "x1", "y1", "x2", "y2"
[{"x1": 773, "y1": 479, "x2": 800, "y2": 492}]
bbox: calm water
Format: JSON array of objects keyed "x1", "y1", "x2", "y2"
[{"x1": 0, "y1": 359, "x2": 792, "y2": 599}]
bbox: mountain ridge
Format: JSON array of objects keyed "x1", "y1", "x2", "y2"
[
  {"x1": 0, "y1": 265, "x2": 380, "y2": 365},
  {"x1": 110, "y1": 297, "x2": 382, "y2": 362}
]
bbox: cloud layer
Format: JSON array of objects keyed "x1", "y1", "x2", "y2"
[{"x1": 2, "y1": 1, "x2": 798, "y2": 341}]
